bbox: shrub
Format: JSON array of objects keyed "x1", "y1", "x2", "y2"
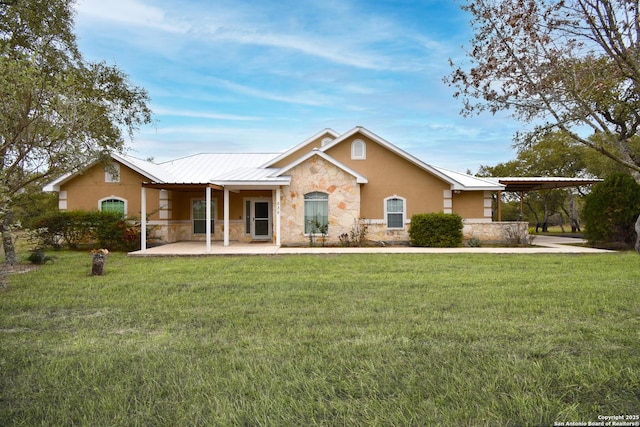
[
  {"x1": 339, "y1": 219, "x2": 369, "y2": 247},
  {"x1": 583, "y1": 173, "x2": 640, "y2": 248},
  {"x1": 467, "y1": 237, "x2": 482, "y2": 247},
  {"x1": 27, "y1": 250, "x2": 56, "y2": 265},
  {"x1": 409, "y1": 213, "x2": 463, "y2": 247},
  {"x1": 29, "y1": 210, "x2": 141, "y2": 251}
]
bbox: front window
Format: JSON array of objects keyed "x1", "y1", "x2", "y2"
[
  {"x1": 192, "y1": 199, "x2": 216, "y2": 234},
  {"x1": 99, "y1": 197, "x2": 126, "y2": 216},
  {"x1": 304, "y1": 192, "x2": 328, "y2": 234},
  {"x1": 385, "y1": 196, "x2": 405, "y2": 229}
]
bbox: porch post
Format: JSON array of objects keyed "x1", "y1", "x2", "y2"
[
  {"x1": 205, "y1": 186, "x2": 211, "y2": 253},
  {"x1": 497, "y1": 190, "x2": 502, "y2": 222},
  {"x1": 223, "y1": 187, "x2": 230, "y2": 247},
  {"x1": 275, "y1": 187, "x2": 281, "y2": 246},
  {"x1": 140, "y1": 186, "x2": 147, "y2": 252}
]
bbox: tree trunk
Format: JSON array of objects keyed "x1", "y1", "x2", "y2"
[
  {"x1": 635, "y1": 213, "x2": 640, "y2": 255},
  {"x1": 2, "y1": 212, "x2": 17, "y2": 265},
  {"x1": 91, "y1": 254, "x2": 106, "y2": 276}
]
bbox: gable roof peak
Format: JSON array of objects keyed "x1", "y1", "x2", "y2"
[{"x1": 261, "y1": 128, "x2": 341, "y2": 168}]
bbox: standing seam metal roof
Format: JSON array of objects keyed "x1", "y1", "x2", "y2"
[{"x1": 158, "y1": 153, "x2": 280, "y2": 183}]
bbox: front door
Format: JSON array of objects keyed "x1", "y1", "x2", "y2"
[{"x1": 250, "y1": 200, "x2": 271, "y2": 240}]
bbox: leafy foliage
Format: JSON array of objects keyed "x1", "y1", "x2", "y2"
[
  {"x1": 27, "y1": 249, "x2": 55, "y2": 265},
  {"x1": 583, "y1": 174, "x2": 640, "y2": 248},
  {"x1": 409, "y1": 213, "x2": 463, "y2": 247},
  {"x1": 30, "y1": 210, "x2": 140, "y2": 251},
  {"x1": 0, "y1": 0, "x2": 151, "y2": 261},
  {"x1": 447, "y1": 0, "x2": 640, "y2": 179}
]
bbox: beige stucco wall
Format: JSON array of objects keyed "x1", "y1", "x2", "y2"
[
  {"x1": 270, "y1": 131, "x2": 334, "y2": 168},
  {"x1": 452, "y1": 190, "x2": 490, "y2": 219},
  {"x1": 324, "y1": 135, "x2": 451, "y2": 219},
  {"x1": 59, "y1": 161, "x2": 161, "y2": 220},
  {"x1": 279, "y1": 155, "x2": 361, "y2": 245}
]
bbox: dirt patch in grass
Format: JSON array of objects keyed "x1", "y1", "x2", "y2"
[{"x1": 1, "y1": 264, "x2": 40, "y2": 289}]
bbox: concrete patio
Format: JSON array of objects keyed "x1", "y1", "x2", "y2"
[{"x1": 128, "y1": 235, "x2": 614, "y2": 256}]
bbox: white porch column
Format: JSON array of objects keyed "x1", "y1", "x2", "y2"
[
  {"x1": 275, "y1": 187, "x2": 281, "y2": 246},
  {"x1": 205, "y1": 186, "x2": 212, "y2": 253},
  {"x1": 223, "y1": 187, "x2": 230, "y2": 247},
  {"x1": 140, "y1": 186, "x2": 147, "y2": 252}
]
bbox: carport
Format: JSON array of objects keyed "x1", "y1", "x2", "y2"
[{"x1": 493, "y1": 177, "x2": 602, "y2": 221}]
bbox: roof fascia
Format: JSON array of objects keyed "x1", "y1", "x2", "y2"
[
  {"x1": 43, "y1": 153, "x2": 167, "y2": 192},
  {"x1": 275, "y1": 149, "x2": 368, "y2": 184},
  {"x1": 43, "y1": 171, "x2": 75, "y2": 192},
  {"x1": 110, "y1": 153, "x2": 168, "y2": 183},
  {"x1": 260, "y1": 128, "x2": 341, "y2": 168}
]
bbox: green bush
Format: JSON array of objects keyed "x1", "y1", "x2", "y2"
[
  {"x1": 583, "y1": 173, "x2": 640, "y2": 248},
  {"x1": 27, "y1": 250, "x2": 56, "y2": 265},
  {"x1": 29, "y1": 210, "x2": 140, "y2": 251},
  {"x1": 409, "y1": 213, "x2": 463, "y2": 247}
]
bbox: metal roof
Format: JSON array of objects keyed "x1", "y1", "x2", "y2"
[
  {"x1": 45, "y1": 128, "x2": 598, "y2": 194},
  {"x1": 432, "y1": 166, "x2": 506, "y2": 191},
  {"x1": 489, "y1": 177, "x2": 602, "y2": 192},
  {"x1": 159, "y1": 153, "x2": 279, "y2": 184}
]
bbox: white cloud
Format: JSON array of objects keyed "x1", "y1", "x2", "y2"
[
  {"x1": 75, "y1": 0, "x2": 188, "y2": 33},
  {"x1": 153, "y1": 107, "x2": 262, "y2": 122},
  {"x1": 212, "y1": 79, "x2": 338, "y2": 107}
]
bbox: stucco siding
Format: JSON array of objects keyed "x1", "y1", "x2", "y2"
[
  {"x1": 60, "y1": 161, "x2": 160, "y2": 220},
  {"x1": 452, "y1": 191, "x2": 486, "y2": 219},
  {"x1": 270, "y1": 133, "x2": 332, "y2": 168},
  {"x1": 324, "y1": 134, "x2": 449, "y2": 219}
]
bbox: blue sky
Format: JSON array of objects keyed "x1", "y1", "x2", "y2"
[{"x1": 73, "y1": 0, "x2": 522, "y2": 173}]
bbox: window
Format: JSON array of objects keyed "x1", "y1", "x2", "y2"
[
  {"x1": 105, "y1": 163, "x2": 120, "y2": 183},
  {"x1": 192, "y1": 199, "x2": 216, "y2": 234},
  {"x1": 99, "y1": 197, "x2": 126, "y2": 217},
  {"x1": 351, "y1": 139, "x2": 366, "y2": 160},
  {"x1": 385, "y1": 196, "x2": 405, "y2": 229},
  {"x1": 304, "y1": 192, "x2": 328, "y2": 234}
]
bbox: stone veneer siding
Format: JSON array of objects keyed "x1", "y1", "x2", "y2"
[
  {"x1": 279, "y1": 156, "x2": 361, "y2": 245},
  {"x1": 463, "y1": 221, "x2": 529, "y2": 244}
]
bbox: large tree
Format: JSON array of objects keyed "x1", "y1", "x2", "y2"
[
  {"x1": 0, "y1": 0, "x2": 151, "y2": 264},
  {"x1": 447, "y1": 0, "x2": 640, "y2": 179}
]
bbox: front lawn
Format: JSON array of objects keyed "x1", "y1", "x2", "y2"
[{"x1": 1, "y1": 252, "x2": 639, "y2": 426}]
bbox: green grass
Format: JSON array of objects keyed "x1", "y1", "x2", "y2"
[{"x1": 1, "y1": 251, "x2": 639, "y2": 426}]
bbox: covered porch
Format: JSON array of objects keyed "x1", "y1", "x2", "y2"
[{"x1": 139, "y1": 181, "x2": 287, "y2": 254}]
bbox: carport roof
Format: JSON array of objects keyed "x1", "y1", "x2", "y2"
[{"x1": 489, "y1": 177, "x2": 602, "y2": 192}]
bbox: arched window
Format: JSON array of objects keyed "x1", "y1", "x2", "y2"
[
  {"x1": 99, "y1": 197, "x2": 126, "y2": 217},
  {"x1": 385, "y1": 196, "x2": 405, "y2": 229},
  {"x1": 351, "y1": 139, "x2": 366, "y2": 160},
  {"x1": 304, "y1": 192, "x2": 329, "y2": 234}
]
